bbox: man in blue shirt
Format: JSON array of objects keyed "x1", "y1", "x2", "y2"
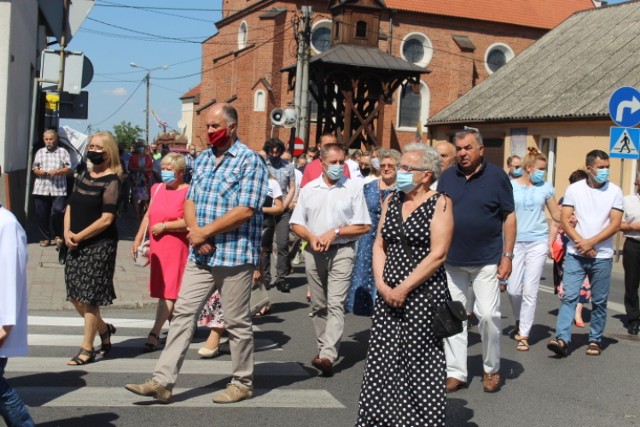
[
  {"x1": 126, "y1": 103, "x2": 269, "y2": 404},
  {"x1": 437, "y1": 127, "x2": 516, "y2": 394}
]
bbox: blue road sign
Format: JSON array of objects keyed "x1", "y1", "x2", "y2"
[
  {"x1": 610, "y1": 126, "x2": 640, "y2": 160},
  {"x1": 609, "y1": 87, "x2": 640, "y2": 127}
]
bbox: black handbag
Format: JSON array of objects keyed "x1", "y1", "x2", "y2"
[{"x1": 393, "y1": 193, "x2": 465, "y2": 338}]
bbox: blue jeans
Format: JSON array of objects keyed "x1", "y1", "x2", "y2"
[
  {"x1": 0, "y1": 358, "x2": 34, "y2": 427},
  {"x1": 555, "y1": 255, "x2": 612, "y2": 344}
]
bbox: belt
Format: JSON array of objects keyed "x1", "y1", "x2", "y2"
[{"x1": 329, "y1": 241, "x2": 355, "y2": 250}]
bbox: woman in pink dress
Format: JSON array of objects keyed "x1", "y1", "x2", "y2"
[{"x1": 132, "y1": 152, "x2": 189, "y2": 352}]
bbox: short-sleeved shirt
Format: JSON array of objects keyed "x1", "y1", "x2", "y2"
[
  {"x1": 300, "y1": 158, "x2": 351, "y2": 188},
  {"x1": 187, "y1": 140, "x2": 269, "y2": 267},
  {"x1": 437, "y1": 160, "x2": 514, "y2": 266},
  {"x1": 511, "y1": 180, "x2": 555, "y2": 242},
  {"x1": 32, "y1": 146, "x2": 71, "y2": 196},
  {"x1": 623, "y1": 193, "x2": 640, "y2": 242},
  {"x1": 290, "y1": 175, "x2": 371, "y2": 245},
  {"x1": 67, "y1": 172, "x2": 120, "y2": 248},
  {"x1": 563, "y1": 179, "x2": 623, "y2": 258},
  {"x1": 267, "y1": 157, "x2": 295, "y2": 196},
  {"x1": 264, "y1": 178, "x2": 283, "y2": 208}
]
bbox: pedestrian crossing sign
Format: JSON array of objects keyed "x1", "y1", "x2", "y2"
[{"x1": 610, "y1": 127, "x2": 640, "y2": 160}]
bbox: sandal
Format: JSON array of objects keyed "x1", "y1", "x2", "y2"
[
  {"x1": 547, "y1": 338, "x2": 569, "y2": 358},
  {"x1": 67, "y1": 347, "x2": 96, "y2": 366},
  {"x1": 586, "y1": 342, "x2": 601, "y2": 356},
  {"x1": 99, "y1": 323, "x2": 117, "y2": 356},
  {"x1": 516, "y1": 337, "x2": 530, "y2": 351},
  {"x1": 40, "y1": 240, "x2": 50, "y2": 247},
  {"x1": 143, "y1": 332, "x2": 160, "y2": 353},
  {"x1": 255, "y1": 305, "x2": 271, "y2": 317}
]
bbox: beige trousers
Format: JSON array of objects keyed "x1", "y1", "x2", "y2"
[
  {"x1": 153, "y1": 262, "x2": 255, "y2": 389},
  {"x1": 305, "y1": 243, "x2": 355, "y2": 363}
]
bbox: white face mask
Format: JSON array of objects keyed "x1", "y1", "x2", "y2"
[{"x1": 371, "y1": 158, "x2": 381, "y2": 171}]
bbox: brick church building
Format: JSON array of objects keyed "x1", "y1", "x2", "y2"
[{"x1": 182, "y1": 0, "x2": 594, "y2": 151}]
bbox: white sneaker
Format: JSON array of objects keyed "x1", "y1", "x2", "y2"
[{"x1": 198, "y1": 347, "x2": 219, "y2": 358}]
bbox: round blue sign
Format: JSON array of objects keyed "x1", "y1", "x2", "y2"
[{"x1": 609, "y1": 86, "x2": 640, "y2": 127}]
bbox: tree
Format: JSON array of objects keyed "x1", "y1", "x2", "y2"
[{"x1": 112, "y1": 121, "x2": 143, "y2": 149}]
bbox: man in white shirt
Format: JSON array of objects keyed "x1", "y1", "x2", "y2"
[
  {"x1": 291, "y1": 143, "x2": 371, "y2": 376},
  {"x1": 621, "y1": 172, "x2": 640, "y2": 335},
  {"x1": 548, "y1": 150, "x2": 623, "y2": 357},
  {"x1": 0, "y1": 168, "x2": 35, "y2": 426}
]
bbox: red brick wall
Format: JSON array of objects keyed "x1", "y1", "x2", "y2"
[{"x1": 192, "y1": 2, "x2": 546, "y2": 151}]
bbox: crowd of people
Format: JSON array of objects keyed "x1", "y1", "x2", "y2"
[{"x1": 3, "y1": 111, "x2": 640, "y2": 426}]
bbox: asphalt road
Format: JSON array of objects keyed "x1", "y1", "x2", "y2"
[{"x1": 7, "y1": 261, "x2": 640, "y2": 427}]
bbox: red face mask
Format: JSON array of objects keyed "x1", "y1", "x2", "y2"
[{"x1": 208, "y1": 127, "x2": 228, "y2": 148}]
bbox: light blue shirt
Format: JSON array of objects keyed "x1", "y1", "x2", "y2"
[{"x1": 511, "y1": 180, "x2": 554, "y2": 242}]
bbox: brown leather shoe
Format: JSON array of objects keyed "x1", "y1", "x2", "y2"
[
  {"x1": 445, "y1": 377, "x2": 468, "y2": 393},
  {"x1": 482, "y1": 372, "x2": 501, "y2": 393},
  {"x1": 124, "y1": 379, "x2": 172, "y2": 403},
  {"x1": 311, "y1": 356, "x2": 334, "y2": 377},
  {"x1": 212, "y1": 383, "x2": 253, "y2": 404}
]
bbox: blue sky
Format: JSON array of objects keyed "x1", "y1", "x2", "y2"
[{"x1": 60, "y1": 1, "x2": 222, "y2": 138}]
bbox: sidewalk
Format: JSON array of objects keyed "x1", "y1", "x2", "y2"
[{"x1": 26, "y1": 209, "x2": 156, "y2": 311}]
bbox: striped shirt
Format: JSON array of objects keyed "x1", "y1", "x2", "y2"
[
  {"x1": 32, "y1": 146, "x2": 71, "y2": 196},
  {"x1": 187, "y1": 140, "x2": 269, "y2": 267}
]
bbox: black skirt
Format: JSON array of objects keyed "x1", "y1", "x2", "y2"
[{"x1": 65, "y1": 239, "x2": 117, "y2": 306}]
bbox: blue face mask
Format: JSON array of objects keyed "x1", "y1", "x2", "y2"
[
  {"x1": 592, "y1": 167, "x2": 609, "y2": 184},
  {"x1": 137, "y1": 147, "x2": 145, "y2": 153},
  {"x1": 324, "y1": 163, "x2": 344, "y2": 181},
  {"x1": 512, "y1": 167, "x2": 523, "y2": 177},
  {"x1": 161, "y1": 170, "x2": 177, "y2": 184},
  {"x1": 530, "y1": 169, "x2": 545, "y2": 184},
  {"x1": 396, "y1": 170, "x2": 417, "y2": 193}
]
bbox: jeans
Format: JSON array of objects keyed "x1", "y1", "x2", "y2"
[
  {"x1": 0, "y1": 358, "x2": 35, "y2": 427},
  {"x1": 555, "y1": 255, "x2": 612, "y2": 344}
]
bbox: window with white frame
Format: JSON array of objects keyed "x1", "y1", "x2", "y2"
[
  {"x1": 400, "y1": 32, "x2": 433, "y2": 68},
  {"x1": 311, "y1": 20, "x2": 332, "y2": 54},
  {"x1": 485, "y1": 43, "x2": 514, "y2": 74},
  {"x1": 238, "y1": 21, "x2": 248, "y2": 50},
  {"x1": 254, "y1": 90, "x2": 266, "y2": 112},
  {"x1": 397, "y1": 81, "x2": 430, "y2": 130}
]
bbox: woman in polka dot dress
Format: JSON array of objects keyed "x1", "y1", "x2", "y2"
[{"x1": 356, "y1": 143, "x2": 453, "y2": 427}]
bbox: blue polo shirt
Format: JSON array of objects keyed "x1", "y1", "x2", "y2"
[{"x1": 437, "y1": 160, "x2": 514, "y2": 266}]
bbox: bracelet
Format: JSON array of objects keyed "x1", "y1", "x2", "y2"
[
  {"x1": 161, "y1": 222, "x2": 167, "y2": 231},
  {"x1": 502, "y1": 252, "x2": 514, "y2": 260}
]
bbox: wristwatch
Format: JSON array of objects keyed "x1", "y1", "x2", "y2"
[
  {"x1": 502, "y1": 252, "x2": 514, "y2": 260},
  {"x1": 334, "y1": 228, "x2": 341, "y2": 236}
]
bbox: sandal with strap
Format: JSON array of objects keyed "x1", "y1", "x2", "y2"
[
  {"x1": 586, "y1": 341, "x2": 601, "y2": 356},
  {"x1": 67, "y1": 347, "x2": 96, "y2": 366},
  {"x1": 255, "y1": 305, "x2": 271, "y2": 317},
  {"x1": 99, "y1": 323, "x2": 117, "y2": 356},
  {"x1": 516, "y1": 337, "x2": 530, "y2": 351},
  {"x1": 547, "y1": 338, "x2": 569, "y2": 358},
  {"x1": 143, "y1": 333, "x2": 160, "y2": 353}
]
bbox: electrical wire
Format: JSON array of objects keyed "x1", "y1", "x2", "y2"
[{"x1": 93, "y1": 78, "x2": 145, "y2": 126}]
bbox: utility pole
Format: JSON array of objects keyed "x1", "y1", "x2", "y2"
[
  {"x1": 145, "y1": 72, "x2": 150, "y2": 144},
  {"x1": 294, "y1": 6, "x2": 312, "y2": 149}
]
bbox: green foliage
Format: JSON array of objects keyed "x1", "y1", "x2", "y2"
[{"x1": 112, "y1": 121, "x2": 143, "y2": 149}]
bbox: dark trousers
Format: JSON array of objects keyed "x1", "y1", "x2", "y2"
[
  {"x1": 262, "y1": 210, "x2": 291, "y2": 283},
  {"x1": 623, "y1": 238, "x2": 640, "y2": 323},
  {"x1": 0, "y1": 358, "x2": 35, "y2": 427},
  {"x1": 33, "y1": 195, "x2": 66, "y2": 241}
]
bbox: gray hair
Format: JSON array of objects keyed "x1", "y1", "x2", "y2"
[
  {"x1": 379, "y1": 148, "x2": 401, "y2": 164},
  {"x1": 319, "y1": 143, "x2": 345, "y2": 160},
  {"x1": 455, "y1": 126, "x2": 483, "y2": 147},
  {"x1": 402, "y1": 142, "x2": 442, "y2": 181},
  {"x1": 221, "y1": 104, "x2": 238, "y2": 125}
]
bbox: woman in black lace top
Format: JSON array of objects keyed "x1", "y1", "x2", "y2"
[{"x1": 63, "y1": 131, "x2": 122, "y2": 366}]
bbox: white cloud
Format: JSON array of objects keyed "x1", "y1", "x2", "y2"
[{"x1": 102, "y1": 87, "x2": 128, "y2": 96}]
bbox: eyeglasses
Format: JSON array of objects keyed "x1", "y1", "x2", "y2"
[
  {"x1": 88, "y1": 144, "x2": 104, "y2": 151},
  {"x1": 399, "y1": 164, "x2": 430, "y2": 173},
  {"x1": 463, "y1": 126, "x2": 479, "y2": 132},
  {"x1": 380, "y1": 163, "x2": 397, "y2": 170}
]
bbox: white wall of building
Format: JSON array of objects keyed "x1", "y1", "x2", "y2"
[{"x1": 181, "y1": 99, "x2": 195, "y2": 145}]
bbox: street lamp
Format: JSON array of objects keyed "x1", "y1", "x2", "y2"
[{"x1": 129, "y1": 62, "x2": 169, "y2": 145}]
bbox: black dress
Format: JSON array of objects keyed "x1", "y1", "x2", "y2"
[
  {"x1": 356, "y1": 192, "x2": 448, "y2": 427},
  {"x1": 65, "y1": 172, "x2": 119, "y2": 306}
]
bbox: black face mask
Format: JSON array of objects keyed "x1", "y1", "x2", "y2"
[
  {"x1": 87, "y1": 151, "x2": 106, "y2": 165},
  {"x1": 360, "y1": 167, "x2": 371, "y2": 177}
]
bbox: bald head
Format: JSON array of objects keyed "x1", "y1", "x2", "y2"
[{"x1": 435, "y1": 141, "x2": 455, "y2": 171}]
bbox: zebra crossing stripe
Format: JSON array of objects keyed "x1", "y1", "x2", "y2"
[
  {"x1": 27, "y1": 316, "x2": 263, "y2": 331},
  {"x1": 7, "y1": 358, "x2": 308, "y2": 376},
  {"x1": 16, "y1": 386, "x2": 345, "y2": 408}
]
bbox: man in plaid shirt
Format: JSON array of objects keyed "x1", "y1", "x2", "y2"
[
  {"x1": 126, "y1": 103, "x2": 269, "y2": 405},
  {"x1": 32, "y1": 129, "x2": 71, "y2": 247}
]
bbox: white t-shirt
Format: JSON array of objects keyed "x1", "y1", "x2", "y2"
[
  {"x1": 346, "y1": 158, "x2": 365, "y2": 188},
  {"x1": 563, "y1": 180, "x2": 624, "y2": 258},
  {"x1": 623, "y1": 193, "x2": 640, "y2": 241},
  {"x1": 0, "y1": 206, "x2": 29, "y2": 358},
  {"x1": 266, "y1": 178, "x2": 283, "y2": 205}
]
